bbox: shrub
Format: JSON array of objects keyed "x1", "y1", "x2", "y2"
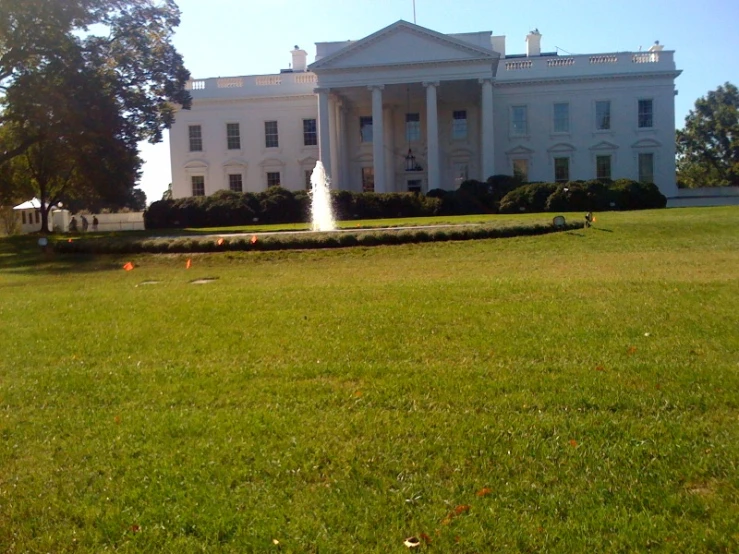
[{"x1": 499, "y1": 183, "x2": 558, "y2": 213}]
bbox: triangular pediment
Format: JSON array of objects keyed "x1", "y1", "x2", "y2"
[
  {"x1": 589, "y1": 141, "x2": 619, "y2": 151},
  {"x1": 310, "y1": 20, "x2": 496, "y2": 71},
  {"x1": 631, "y1": 138, "x2": 662, "y2": 149},
  {"x1": 547, "y1": 142, "x2": 576, "y2": 153},
  {"x1": 505, "y1": 145, "x2": 535, "y2": 156}
]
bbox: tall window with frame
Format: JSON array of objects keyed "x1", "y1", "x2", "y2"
[
  {"x1": 264, "y1": 121, "x2": 279, "y2": 148},
  {"x1": 595, "y1": 101, "x2": 611, "y2": 130},
  {"x1": 188, "y1": 125, "x2": 203, "y2": 152},
  {"x1": 596, "y1": 155, "x2": 612, "y2": 180},
  {"x1": 554, "y1": 157, "x2": 570, "y2": 182},
  {"x1": 361, "y1": 167, "x2": 374, "y2": 192},
  {"x1": 266, "y1": 172, "x2": 281, "y2": 188},
  {"x1": 405, "y1": 113, "x2": 420, "y2": 142},
  {"x1": 226, "y1": 123, "x2": 241, "y2": 150},
  {"x1": 452, "y1": 110, "x2": 468, "y2": 140},
  {"x1": 638, "y1": 99, "x2": 653, "y2": 128},
  {"x1": 511, "y1": 106, "x2": 528, "y2": 135},
  {"x1": 638, "y1": 153, "x2": 654, "y2": 183},
  {"x1": 359, "y1": 116, "x2": 373, "y2": 143},
  {"x1": 553, "y1": 103, "x2": 570, "y2": 133},
  {"x1": 228, "y1": 173, "x2": 243, "y2": 192},
  {"x1": 191, "y1": 175, "x2": 205, "y2": 196},
  {"x1": 303, "y1": 119, "x2": 317, "y2": 146},
  {"x1": 407, "y1": 179, "x2": 422, "y2": 193},
  {"x1": 512, "y1": 159, "x2": 528, "y2": 182}
]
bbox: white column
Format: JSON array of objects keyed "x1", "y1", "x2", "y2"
[
  {"x1": 480, "y1": 78, "x2": 495, "y2": 180},
  {"x1": 339, "y1": 104, "x2": 350, "y2": 191},
  {"x1": 317, "y1": 88, "x2": 332, "y2": 179},
  {"x1": 329, "y1": 94, "x2": 340, "y2": 187},
  {"x1": 384, "y1": 106, "x2": 395, "y2": 192},
  {"x1": 370, "y1": 85, "x2": 385, "y2": 193},
  {"x1": 424, "y1": 81, "x2": 440, "y2": 192}
]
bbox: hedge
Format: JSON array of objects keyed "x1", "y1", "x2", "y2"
[
  {"x1": 144, "y1": 179, "x2": 665, "y2": 230},
  {"x1": 54, "y1": 220, "x2": 583, "y2": 255}
]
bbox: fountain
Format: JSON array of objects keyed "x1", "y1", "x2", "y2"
[{"x1": 309, "y1": 161, "x2": 336, "y2": 232}]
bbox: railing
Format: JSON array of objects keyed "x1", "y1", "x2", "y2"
[
  {"x1": 505, "y1": 60, "x2": 533, "y2": 70},
  {"x1": 632, "y1": 52, "x2": 660, "y2": 63},
  {"x1": 255, "y1": 75, "x2": 282, "y2": 86},
  {"x1": 547, "y1": 57, "x2": 575, "y2": 67},
  {"x1": 501, "y1": 51, "x2": 671, "y2": 75},
  {"x1": 217, "y1": 77, "x2": 243, "y2": 88},
  {"x1": 589, "y1": 55, "x2": 618, "y2": 64}
]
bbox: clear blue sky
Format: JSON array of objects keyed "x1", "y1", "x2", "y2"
[{"x1": 138, "y1": 0, "x2": 739, "y2": 202}]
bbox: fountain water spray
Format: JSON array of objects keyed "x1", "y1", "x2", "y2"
[{"x1": 309, "y1": 161, "x2": 336, "y2": 232}]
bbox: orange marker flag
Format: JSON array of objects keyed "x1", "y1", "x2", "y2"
[
  {"x1": 592, "y1": 217, "x2": 597, "y2": 222},
  {"x1": 186, "y1": 258, "x2": 192, "y2": 269},
  {"x1": 217, "y1": 237, "x2": 225, "y2": 246},
  {"x1": 250, "y1": 235, "x2": 258, "y2": 244},
  {"x1": 123, "y1": 262, "x2": 134, "y2": 271}
]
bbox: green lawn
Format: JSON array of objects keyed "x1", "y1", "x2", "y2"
[{"x1": 1, "y1": 207, "x2": 738, "y2": 553}]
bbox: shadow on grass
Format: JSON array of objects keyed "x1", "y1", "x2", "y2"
[
  {"x1": 591, "y1": 227, "x2": 614, "y2": 233},
  {"x1": 0, "y1": 235, "x2": 122, "y2": 275},
  {"x1": 565, "y1": 232, "x2": 585, "y2": 237}
]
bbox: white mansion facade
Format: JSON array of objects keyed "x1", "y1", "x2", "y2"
[{"x1": 169, "y1": 21, "x2": 681, "y2": 199}]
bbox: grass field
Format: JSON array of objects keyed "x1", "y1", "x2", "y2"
[{"x1": 1, "y1": 207, "x2": 738, "y2": 553}]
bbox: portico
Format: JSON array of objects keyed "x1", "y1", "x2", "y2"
[{"x1": 309, "y1": 20, "x2": 500, "y2": 193}]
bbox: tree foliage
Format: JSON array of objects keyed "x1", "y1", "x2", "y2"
[
  {"x1": 677, "y1": 82, "x2": 739, "y2": 188},
  {"x1": 0, "y1": 0, "x2": 190, "y2": 230}
]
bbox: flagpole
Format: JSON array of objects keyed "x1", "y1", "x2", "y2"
[{"x1": 413, "y1": 0, "x2": 416, "y2": 24}]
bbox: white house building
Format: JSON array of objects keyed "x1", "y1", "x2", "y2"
[{"x1": 169, "y1": 21, "x2": 681, "y2": 199}]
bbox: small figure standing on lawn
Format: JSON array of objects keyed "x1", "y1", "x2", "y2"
[
  {"x1": 92, "y1": 215, "x2": 99, "y2": 232},
  {"x1": 69, "y1": 217, "x2": 78, "y2": 232},
  {"x1": 81, "y1": 215, "x2": 89, "y2": 232},
  {"x1": 584, "y1": 212, "x2": 593, "y2": 228}
]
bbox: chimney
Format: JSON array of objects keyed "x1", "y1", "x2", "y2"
[
  {"x1": 291, "y1": 45, "x2": 308, "y2": 72},
  {"x1": 491, "y1": 35, "x2": 506, "y2": 57},
  {"x1": 526, "y1": 29, "x2": 541, "y2": 57}
]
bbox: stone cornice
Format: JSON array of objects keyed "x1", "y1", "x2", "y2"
[
  {"x1": 316, "y1": 57, "x2": 496, "y2": 74},
  {"x1": 494, "y1": 70, "x2": 682, "y2": 88},
  {"x1": 191, "y1": 94, "x2": 317, "y2": 106}
]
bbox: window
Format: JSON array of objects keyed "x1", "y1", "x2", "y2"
[
  {"x1": 452, "y1": 110, "x2": 467, "y2": 140},
  {"x1": 512, "y1": 159, "x2": 528, "y2": 182},
  {"x1": 35, "y1": 211, "x2": 40, "y2": 224},
  {"x1": 361, "y1": 167, "x2": 374, "y2": 192},
  {"x1": 264, "y1": 121, "x2": 279, "y2": 148},
  {"x1": 188, "y1": 125, "x2": 203, "y2": 152},
  {"x1": 303, "y1": 119, "x2": 317, "y2": 146},
  {"x1": 638, "y1": 99, "x2": 653, "y2": 128},
  {"x1": 407, "y1": 179, "x2": 422, "y2": 193},
  {"x1": 554, "y1": 157, "x2": 570, "y2": 182},
  {"x1": 21, "y1": 212, "x2": 26, "y2": 225},
  {"x1": 305, "y1": 170, "x2": 313, "y2": 190},
  {"x1": 638, "y1": 153, "x2": 654, "y2": 183},
  {"x1": 226, "y1": 123, "x2": 240, "y2": 150},
  {"x1": 553, "y1": 103, "x2": 569, "y2": 133},
  {"x1": 267, "y1": 172, "x2": 281, "y2": 187},
  {"x1": 360, "y1": 116, "x2": 373, "y2": 143},
  {"x1": 405, "y1": 113, "x2": 420, "y2": 142},
  {"x1": 595, "y1": 101, "x2": 611, "y2": 130},
  {"x1": 191, "y1": 175, "x2": 205, "y2": 196},
  {"x1": 228, "y1": 173, "x2": 243, "y2": 192},
  {"x1": 511, "y1": 106, "x2": 527, "y2": 135},
  {"x1": 596, "y1": 155, "x2": 612, "y2": 180}
]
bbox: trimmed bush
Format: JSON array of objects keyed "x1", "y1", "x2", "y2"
[{"x1": 499, "y1": 183, "x2": 558, "y2": 213}]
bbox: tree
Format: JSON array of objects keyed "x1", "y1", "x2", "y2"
[
  {"x1": 0, "y1": 0, "x2": 191, "y2": 231},
  {"x1": 677, "y1": 82, "x2": 739, "y2": 188}
]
